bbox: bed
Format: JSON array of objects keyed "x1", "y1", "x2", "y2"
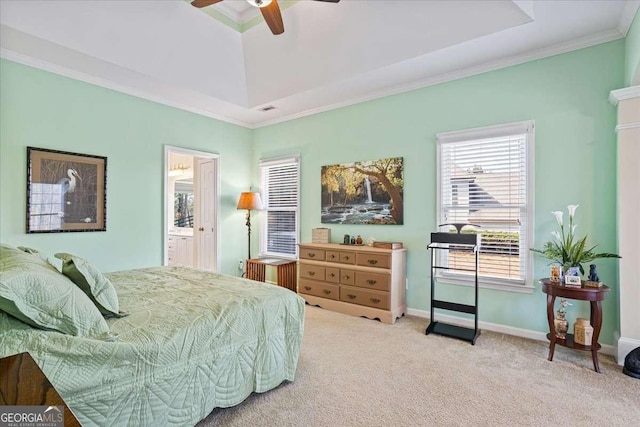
[{"x1": 0, "y1": 249, "x2": 305, "y2": 427}]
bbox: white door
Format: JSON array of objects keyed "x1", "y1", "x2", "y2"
[{"x1": 196, "y1": 158, "x2": 217, "y2": 271}]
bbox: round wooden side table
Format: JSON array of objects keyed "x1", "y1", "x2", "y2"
[{"x1": 539, "y1": 278, "x2": 610, "y2": 373}]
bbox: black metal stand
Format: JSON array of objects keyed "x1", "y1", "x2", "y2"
[{"x1": 425, "y1": 227, "x2": 480, "y2": 345}]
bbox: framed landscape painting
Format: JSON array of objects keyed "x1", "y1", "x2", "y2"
[
  {"x1": 26, "y1": 147, "x2": 107, "y2": 233},
  {"x1": 321, "y1": 157, "x2": 404, "y2": 225}
]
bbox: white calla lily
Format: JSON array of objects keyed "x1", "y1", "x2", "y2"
[
  {"x1": 552, "y1": 211, "x2": 563, "y2": 226},
  {"x1": 567, "y1": 204, "x2": 579, "y2": 218},
  {"x1": 532, "y1": 205, "x2": 621, "y2": 271}
]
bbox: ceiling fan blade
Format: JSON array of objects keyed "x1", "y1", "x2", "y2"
[
  {"x1": 260, "y1": 0, "x2": 284, "y2": 35},
  {"x1": 191, "y1": 0, "x2": 223, "y2": 8}
]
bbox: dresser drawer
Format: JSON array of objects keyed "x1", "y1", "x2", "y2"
[
  {"x1": 326, "y1": 267, "x2": 340, "y2": 284},
  {"x1": 326, "y1": 250, "x2": 340, "y2": 263},
  {"x1": 299, "y1": 280, "x2": 339, "y2": 300},
  {"x1": 339, "y1": 251, "x2": 356, "y2": 264},
  {"x1": 299, "y1": 264, "x2": 325, "y2": 281},
  {"x1": 356, "y1": 253, "x2": 390, "y2": 269},
  {"x1": 340, "y1": 285, "x2": 389, "y2": 310},
  {"x1": 355, "y1": 271, "x2": 390, "y2": 291},
  {"x1": 340, "y1": 269, "x2": 355, "y2": 285},
  {"x1": 300, "y1": 248, "x2": 326, "y2": 261}
]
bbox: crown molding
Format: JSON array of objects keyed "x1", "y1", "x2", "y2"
[
  {"x1": 253, "y1": 29, "x2": 624, "y2": 128},
  {"x1": 609, "y1": 85, "x2": 640, "y2": 105},
  {"x1": 616, "y1": 121, "x2": 640, "y2": 133},
  {"x1": 214, "y1": 2, "x2": 260, "y2": 25},
  {"x1": 1, "y1": 21, "x2": 626, "y2": 131},
  {"x1": 0, "y1": 48, "x2": 254, "y2": 129},
  {"x1": 213, "y1": 3, "x2": 243, "y2": 23},
  {"x1": 618, "y1": 0, "x2": 640, "y2": 36}
]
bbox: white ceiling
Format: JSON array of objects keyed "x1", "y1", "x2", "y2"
[{"x1": 0, "y1": 0, "x2": 637, "y2": 128}]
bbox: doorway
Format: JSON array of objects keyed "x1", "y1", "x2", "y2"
[{"x1": 164, "y1": 146, "x2": 220, "y2": 271}]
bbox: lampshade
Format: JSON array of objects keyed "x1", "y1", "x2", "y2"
[{"x1": 237, "y1": 192, "x2": 263, "y2": 210}]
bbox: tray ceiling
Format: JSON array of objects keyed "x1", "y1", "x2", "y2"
[{"x1": 0, "y1": 0, "x2": 636, "y2": 128}]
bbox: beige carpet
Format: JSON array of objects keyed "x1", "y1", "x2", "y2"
[{"x1": 199, "y1": 306, "x2": 640, "y2": 426}]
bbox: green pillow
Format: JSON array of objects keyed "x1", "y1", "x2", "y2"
[
  {"x1": 0, "y1": 245, "x2": 113, "y2": 339},
  {"x1": 55, "y1": 252, "x2": 124, "y2": 318},
  {"x1": 17, "y1": 246, "x2": 59, "y2": 269},
  {"x1": 17, "y1": 246, "x2": 41, "y2": 255}
]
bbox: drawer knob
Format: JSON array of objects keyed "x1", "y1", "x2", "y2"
[
  {"x1": 330, "y1": 273, "x2": 335, "y2": 277},
  {"x1": 344, "y1": 256, "x2": 350, "y2": 260},
  {"x1": 308, "y1": 271, "x2": 316, "y2": 276},
  {"x1": 347, "y1": 294, "x2": 357, "y2": 300},
  {"x1": 323, "y1": 290, "x2": 332, "y2": 295},
  {"x1": 304, "y1": 286, "x2": 311, "y2": 291},
  {"x1": 370, "y1": 298, "x2": 381, "y2": 304},
  {"x1": 367, "y1": 259, "x2": 378, "y2": 265},
  {"x1": 343, "y1": 275, "x2": 350, "y2": 280},
  {"x1": 366, "y1": 279, "x2": 377, "y2": 285},
  {"x1": 330, "y1": 254, "x2": 336, "y2": 259},
  {"x1": 308, "y1": 253, "x2": 316, "y2": 258}
]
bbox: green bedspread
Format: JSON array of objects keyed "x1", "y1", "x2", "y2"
[{"x1": 0, "y1": 266, "x2": 305, "y2": 426}]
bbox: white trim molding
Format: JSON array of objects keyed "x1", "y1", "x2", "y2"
[
  {"x1": 618, "y1": 0, "x2": 640, "y2": 36},
  {"x1": 253, "y1": 29, "x2": 624, "y2": 129},
  {"x1": 616, "y1": 121, "x2": 640, "y2": 133},
  {"x1": 617, "y1": 336, "x2": 640, "y2": 365},
  {"x1": 407, "y1": 308, "x2": 615, "y2": 356},
  {"x1": 609, "y1": 85, "x2": 640, "y2": 105}
]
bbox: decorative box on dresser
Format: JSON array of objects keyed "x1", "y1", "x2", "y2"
[{"x1": 298, "y1": 243, "x2": 407, "y2": 324}]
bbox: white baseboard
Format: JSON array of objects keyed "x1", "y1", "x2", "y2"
[
  {"x1": 617, "y1": 336, "x2": 640, "y2": 365},
  {"x1": 407, "y1": 308, "x2": 615, "y2": 356}
]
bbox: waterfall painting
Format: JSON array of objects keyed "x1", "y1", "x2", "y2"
[
  {"x1": 26, "y1": 147, "x2": 107, "y2": 233},
  {"x1": 321, "y1": 157, "x2": 404, "y2": 225}
]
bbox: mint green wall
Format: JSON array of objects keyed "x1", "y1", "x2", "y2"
[
  {"x1": 0, "y1": 59, "x2": 253, "y2": 275},
  {"x1": 253, "y1": 41, "x2": 624, "y2": 344},
  {"x1": 0, "y1": 41, "x2": 626, "y2": 344},
  {"x1": 625, "y1": 8, "x2": 640, "y2": 86}
]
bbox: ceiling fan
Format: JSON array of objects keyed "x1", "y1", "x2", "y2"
[{"x1": 191, "y1": 0, "x2": 340, "y2": 35}]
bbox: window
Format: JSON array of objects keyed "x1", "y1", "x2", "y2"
[
  {"x1": 436, "y1": 121, "x2": 534, "y2": 291},
  {"x1": 28, "y1": 183, "x2": 64, "y2": 231},
  {"x1": 259, "y1": 156, "x2": 300, "y2": 258}
]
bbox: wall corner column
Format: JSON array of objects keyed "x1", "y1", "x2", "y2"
[{"x1": 609, "y1": 85, "x2": 640, "y2": 365}]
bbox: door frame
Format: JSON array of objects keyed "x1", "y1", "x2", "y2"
[{"x1": 164, "y1": 145, "x2": 220, "y2": 271}]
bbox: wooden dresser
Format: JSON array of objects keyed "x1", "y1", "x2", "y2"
[{"x1": 298, "y1": 243, "x2": 406, "y2": 324}]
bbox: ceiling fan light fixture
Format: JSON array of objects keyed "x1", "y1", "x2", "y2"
[{"x1": 247, "y1": 0, "x2": 273, "y2": 8}]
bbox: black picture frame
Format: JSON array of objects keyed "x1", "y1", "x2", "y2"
[{"x1": 26, "y1": 147, "x2": 107, "y2": 233}]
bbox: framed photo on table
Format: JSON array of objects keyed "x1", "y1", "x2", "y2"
[
  {"x1": 564, "y1": 275, "x2": 582, "y2": 286},
  {"x1": 26, "y1": 147, "x2": 107, "y2": 233}
]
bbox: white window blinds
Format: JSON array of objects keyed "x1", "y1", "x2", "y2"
[
  {"x1": 437, "y1": 121, "x2": 534, "y2": 287},
  {"x1": 259, "y1": 156, "x2": 300, "y2": 258}
]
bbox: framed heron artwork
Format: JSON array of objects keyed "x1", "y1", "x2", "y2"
[{"x1": 26, "y1": 147, "x2": 107, "y2": 233}]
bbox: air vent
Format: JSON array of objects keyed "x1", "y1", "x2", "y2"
[{"x1": 258, "y1": 105, "x2": 277, "y2": 112}]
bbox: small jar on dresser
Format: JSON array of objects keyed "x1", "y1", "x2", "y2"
[{"x1": 297, "y1": 243, "x2": 407, "y2": 324}]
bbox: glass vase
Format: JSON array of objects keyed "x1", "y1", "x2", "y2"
[{"x1": 554, "y1": 310, "x2": 568, "y2": 340}]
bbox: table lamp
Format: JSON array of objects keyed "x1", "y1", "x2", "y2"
[{"x1": 237, "y1": 191, "x2": 263, "y2": 260}]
